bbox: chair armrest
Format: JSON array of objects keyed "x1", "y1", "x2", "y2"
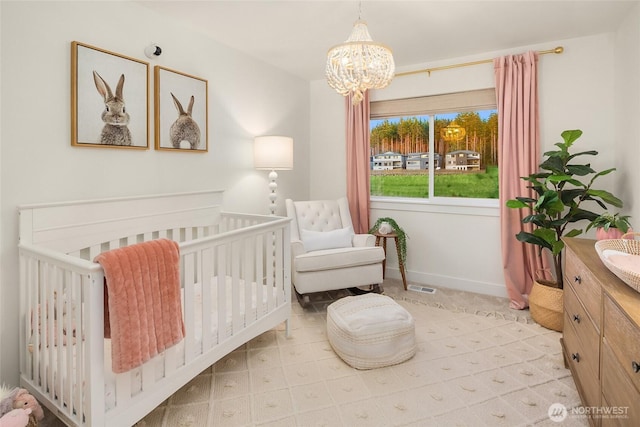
[
  {"x1": 291, "y1": 240, "x2": 307, "y2": 257},
  {"x1": 352, "y1": 233, "x2": 376, "y2": 247}
]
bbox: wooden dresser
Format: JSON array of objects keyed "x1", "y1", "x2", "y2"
[{"x1": 563, "y1": 237, "x2": 640, "y2": 426}]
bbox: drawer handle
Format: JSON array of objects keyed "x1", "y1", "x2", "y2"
[
  {"x1": 572, "y1": 353, "x2": 580, "y2": 363},
  {"x1": 633, "y1": 361, "x2": 640, "y2": 373},
  {"x1": 574, "y1": 276, "x2": 582, "y2": 284},
  {"x1": 572, "y1": 314, "x2": 581, "y2": 323}
]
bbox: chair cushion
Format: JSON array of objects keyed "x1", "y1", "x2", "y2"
[
  {"x1": 295, "y1": 246, "x2": 384, "y2": 273},
  {"x1": 300, "y1": 226, "x2": 354, "y2": 252}
]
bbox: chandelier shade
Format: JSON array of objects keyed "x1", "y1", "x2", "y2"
[{"x1": 326, "y1": 20, "x2": 395, "y2": 105}]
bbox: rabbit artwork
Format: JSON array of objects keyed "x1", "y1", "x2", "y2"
[
  {"x1": 169, "y1": 93, "x2": 200, "y2": 149},
  {"x1": 92, "y1": 71, "x2": 132, "y2": 146}
]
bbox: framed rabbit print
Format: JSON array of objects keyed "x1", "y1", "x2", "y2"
[
  {"x1": 154, "y1": 66, "x2": 208, "y2": 152},
  {"x1": 71, "y1": 41, "x2": 149, "y2": 149}
]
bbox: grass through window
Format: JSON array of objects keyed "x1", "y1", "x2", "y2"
[{"x1": 371, "y1": 166, "x2": 498, "y2": 199}]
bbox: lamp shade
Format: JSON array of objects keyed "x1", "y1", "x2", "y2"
[{"x1": 254, "y1": 136, "x2": 294, "y2": 170}]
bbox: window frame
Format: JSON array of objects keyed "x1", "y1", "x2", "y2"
[{"x1": 370, "y1": 89, "x2": 499, "y2": 209}]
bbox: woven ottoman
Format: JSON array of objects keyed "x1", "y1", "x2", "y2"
[{"x1": 326, "y1": 293, "x2": 416, "y2": 369}]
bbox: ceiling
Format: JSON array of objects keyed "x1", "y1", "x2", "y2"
[{"x1": 139, "y1": 1, "x2": 638, "y2": 81}]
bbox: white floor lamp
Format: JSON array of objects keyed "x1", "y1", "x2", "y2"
[{"x1": 254, "y1": 136, "x2": 293, "y2": 215}]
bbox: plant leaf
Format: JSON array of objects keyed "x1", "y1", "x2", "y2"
[
  {"x1": 565, "y1": 229, "x2": 583, "y2": 238},
  {"x1": 565, "y1": 164, "x2": 596, "y2": 176},
  {"x1": 515, "y1": 231, "x2": 552, "y2": 251},
  {"x1": 567, "y1": 150, "x2": 598, "y2": 161},
  {"x1": 540, "y1": 156, "x2": 565, "y2": 173},
  {"x1": 506, "y1": 199, "x2": 528, "y2": 209},
  {"x1": 587, "y1": 189, "x2": 623, "y2": 208},
  {"x1": 561, "y1": 129, "x2": 583, "y2": 146},
  {"x1": 551, "y1": 239, "x2": 565, "y2": 256},
  {"x1": 589, "y1": 168, "x2": 616, "y2": 181}
]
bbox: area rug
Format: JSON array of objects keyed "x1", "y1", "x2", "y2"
[{"x1": 128, "y1": 279, "x2": 586, "y2": 427}]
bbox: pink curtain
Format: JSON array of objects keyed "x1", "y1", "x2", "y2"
[
  {"x1": 495, "y1": 51, "x2": 546, "y2": 309},
  {"x1": 345, "y1": 91, "x2": 371, "y2": 234}
]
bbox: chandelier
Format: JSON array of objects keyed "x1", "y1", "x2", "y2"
[{"x1": 325, "y1": 19, "x2": 395, "y2": 105}]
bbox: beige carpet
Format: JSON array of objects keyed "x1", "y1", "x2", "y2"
[{"x1": 44, "y1": 279, "x2": 589, "y2": 426}]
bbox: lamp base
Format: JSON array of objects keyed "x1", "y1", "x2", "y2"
[{"x1": 268, "y1": 170, "x2": 278, "y2": 215}]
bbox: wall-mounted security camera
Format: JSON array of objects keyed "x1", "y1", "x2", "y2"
[{"x1": 144, "y1": 44, "x2": 162, "y2": 59}]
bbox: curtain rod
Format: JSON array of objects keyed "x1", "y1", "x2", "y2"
[{"x1": 395, "y1": 46, "x2": 564, "y2": 78}]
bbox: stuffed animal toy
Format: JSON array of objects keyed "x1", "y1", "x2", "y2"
[
  {"x1": 0, "y1": 386, "x2": 42, "y2": 427},
  {"x1": 0, "y1": 408, "x2": 32, "y2": 427},
  {"x1": 0, "y1": 385, "x2": 15, "y2": 419},
  {"x1": 11, "y1": 390, "x2": 43, "y2": 423}
]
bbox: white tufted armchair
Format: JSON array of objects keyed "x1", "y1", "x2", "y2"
[{"x1": 285, "y1": 198, "x2": 385, "y2": 306}]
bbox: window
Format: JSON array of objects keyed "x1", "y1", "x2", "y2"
[{"x1": 370, "y1": 89, "x2": 499, "y2": 202}]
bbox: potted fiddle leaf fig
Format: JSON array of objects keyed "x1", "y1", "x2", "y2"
[{"x1": 506, "y1": 129, "x2": 623, "y2": 331}]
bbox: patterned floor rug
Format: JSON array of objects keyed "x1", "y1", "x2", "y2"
[{"x1": 43, "y1": 279, "x2": 589, "y2": 426}]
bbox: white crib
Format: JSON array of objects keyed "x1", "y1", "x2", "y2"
[{"x1": 17, "y1": 190, "x2": 291, "y2": 427}]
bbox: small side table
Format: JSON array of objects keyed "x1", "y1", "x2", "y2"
[{"x1": 374, "y1": 231, "x2": 407, "y2": 290}]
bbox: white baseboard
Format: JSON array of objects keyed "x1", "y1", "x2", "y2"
[{"x1": 384, "y1": 267, "x2": 508, "y2": 299}]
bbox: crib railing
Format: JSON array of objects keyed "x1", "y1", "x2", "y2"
[{"x1": 19, "y1": 212, "x2": 291, "y2": 427}]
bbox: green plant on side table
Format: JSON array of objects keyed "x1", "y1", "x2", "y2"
[
  {"x1": 586, "y1": 212, "x2": 633, "y2": 240},
  {"x1": 506, "y1": 129, "x2": 624, "y2": 331},
  {"x1": 369, "y1": 217, "x2": 408, "y2": 264}
]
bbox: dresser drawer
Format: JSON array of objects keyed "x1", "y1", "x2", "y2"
[
  {"x1": 564, "y1": 311, "x2": 600, "y2": 408},
  {"x1": 565, "y1": 248, "x2": 601, "y2": 330},
  {"x1": 564, "y1": 284, "x2": 599, "y2": 378},
  {"x1": 603, "y1": 297, "x2": 640, "y2": 394},
  {"x1": 601, "y1": 340, "x2": 640, "y2": 426}
]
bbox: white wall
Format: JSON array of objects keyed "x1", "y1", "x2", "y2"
[
  {"x1": 310, "y1": 32, "x2": 627, "y2": 298},
  {"x1": 0, "y1": 0, "x2": 3, "y2": 382},
  {"x1": 615, "y1": 4, "x2": 640, "y2": 224},
  {"x1": 0, "y1": 1, "x2": 310, "y2": 384}
]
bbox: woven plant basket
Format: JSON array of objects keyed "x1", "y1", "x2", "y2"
[
  {"x1": 595, "y1": 232, "x2": 640, "y2": 293},
  {"x1": 529, "y1": 281, "x2": 563, "y2": 332}
]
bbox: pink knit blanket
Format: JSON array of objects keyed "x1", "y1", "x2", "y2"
[{"x1": 94, "y1": 239, "x2": 185, "y2": 373}]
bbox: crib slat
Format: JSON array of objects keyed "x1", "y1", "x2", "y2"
[
  {"x1": 217, "y1": 246, "x2": 227, "y2": 343},
  {"x1": 20, "y1": 255, "x2": 32, "y2": 378},
  {"x1": 243, "y1": 236, "x2": 254, "y2": 322},
  {"x1": 115, "y1": 373, "x2": 131, "y2": 410},
  {"x1": 165, "y1": 344, "x2": 179, "y2": 376},
  {"x1": 60, "y1": 270, "x2": 68, "y2": 417},
  {"x1": 275, "y1": 228, "x2": 284, "y2": 306},
  {"x1": 201, "y1": 247, "x2": 213, "y2": 351},
  {"x1": 256, "y1": 233, "x2": 265, "y2": 317},
  {"x1": 88, "y1": 244, "x2": 101, "y2": 261},
  {"x1": 184, "y1": 252, "x2": 195, "y2": 363},
  {"x1": 55, "y1": 268, "x2": 64, "y2": 407},
  {"x1": 266, "y1": 233, "x2": 275, "y2": 311},
  {"x1": 232, "y1": 242, "x2": 241, "y2": 334},
  {"x1": 86, "y1": 273, "x2": 106, "y2": 427},
  {"x1": 33, "y1": 260, "x2": 44, "y2": 394},
  {"x1": 70, "y1": 273, "x2": 83, "y2": 423},
  {"x1": 45, "y1": 264, "x2": 55, "y2": 402},
  {"x1": 51, "y1": 266, "x2": 61, "y2": 400},
  {"x1": 142, "y1": 362, "x2": 154, "y2": 392}
]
